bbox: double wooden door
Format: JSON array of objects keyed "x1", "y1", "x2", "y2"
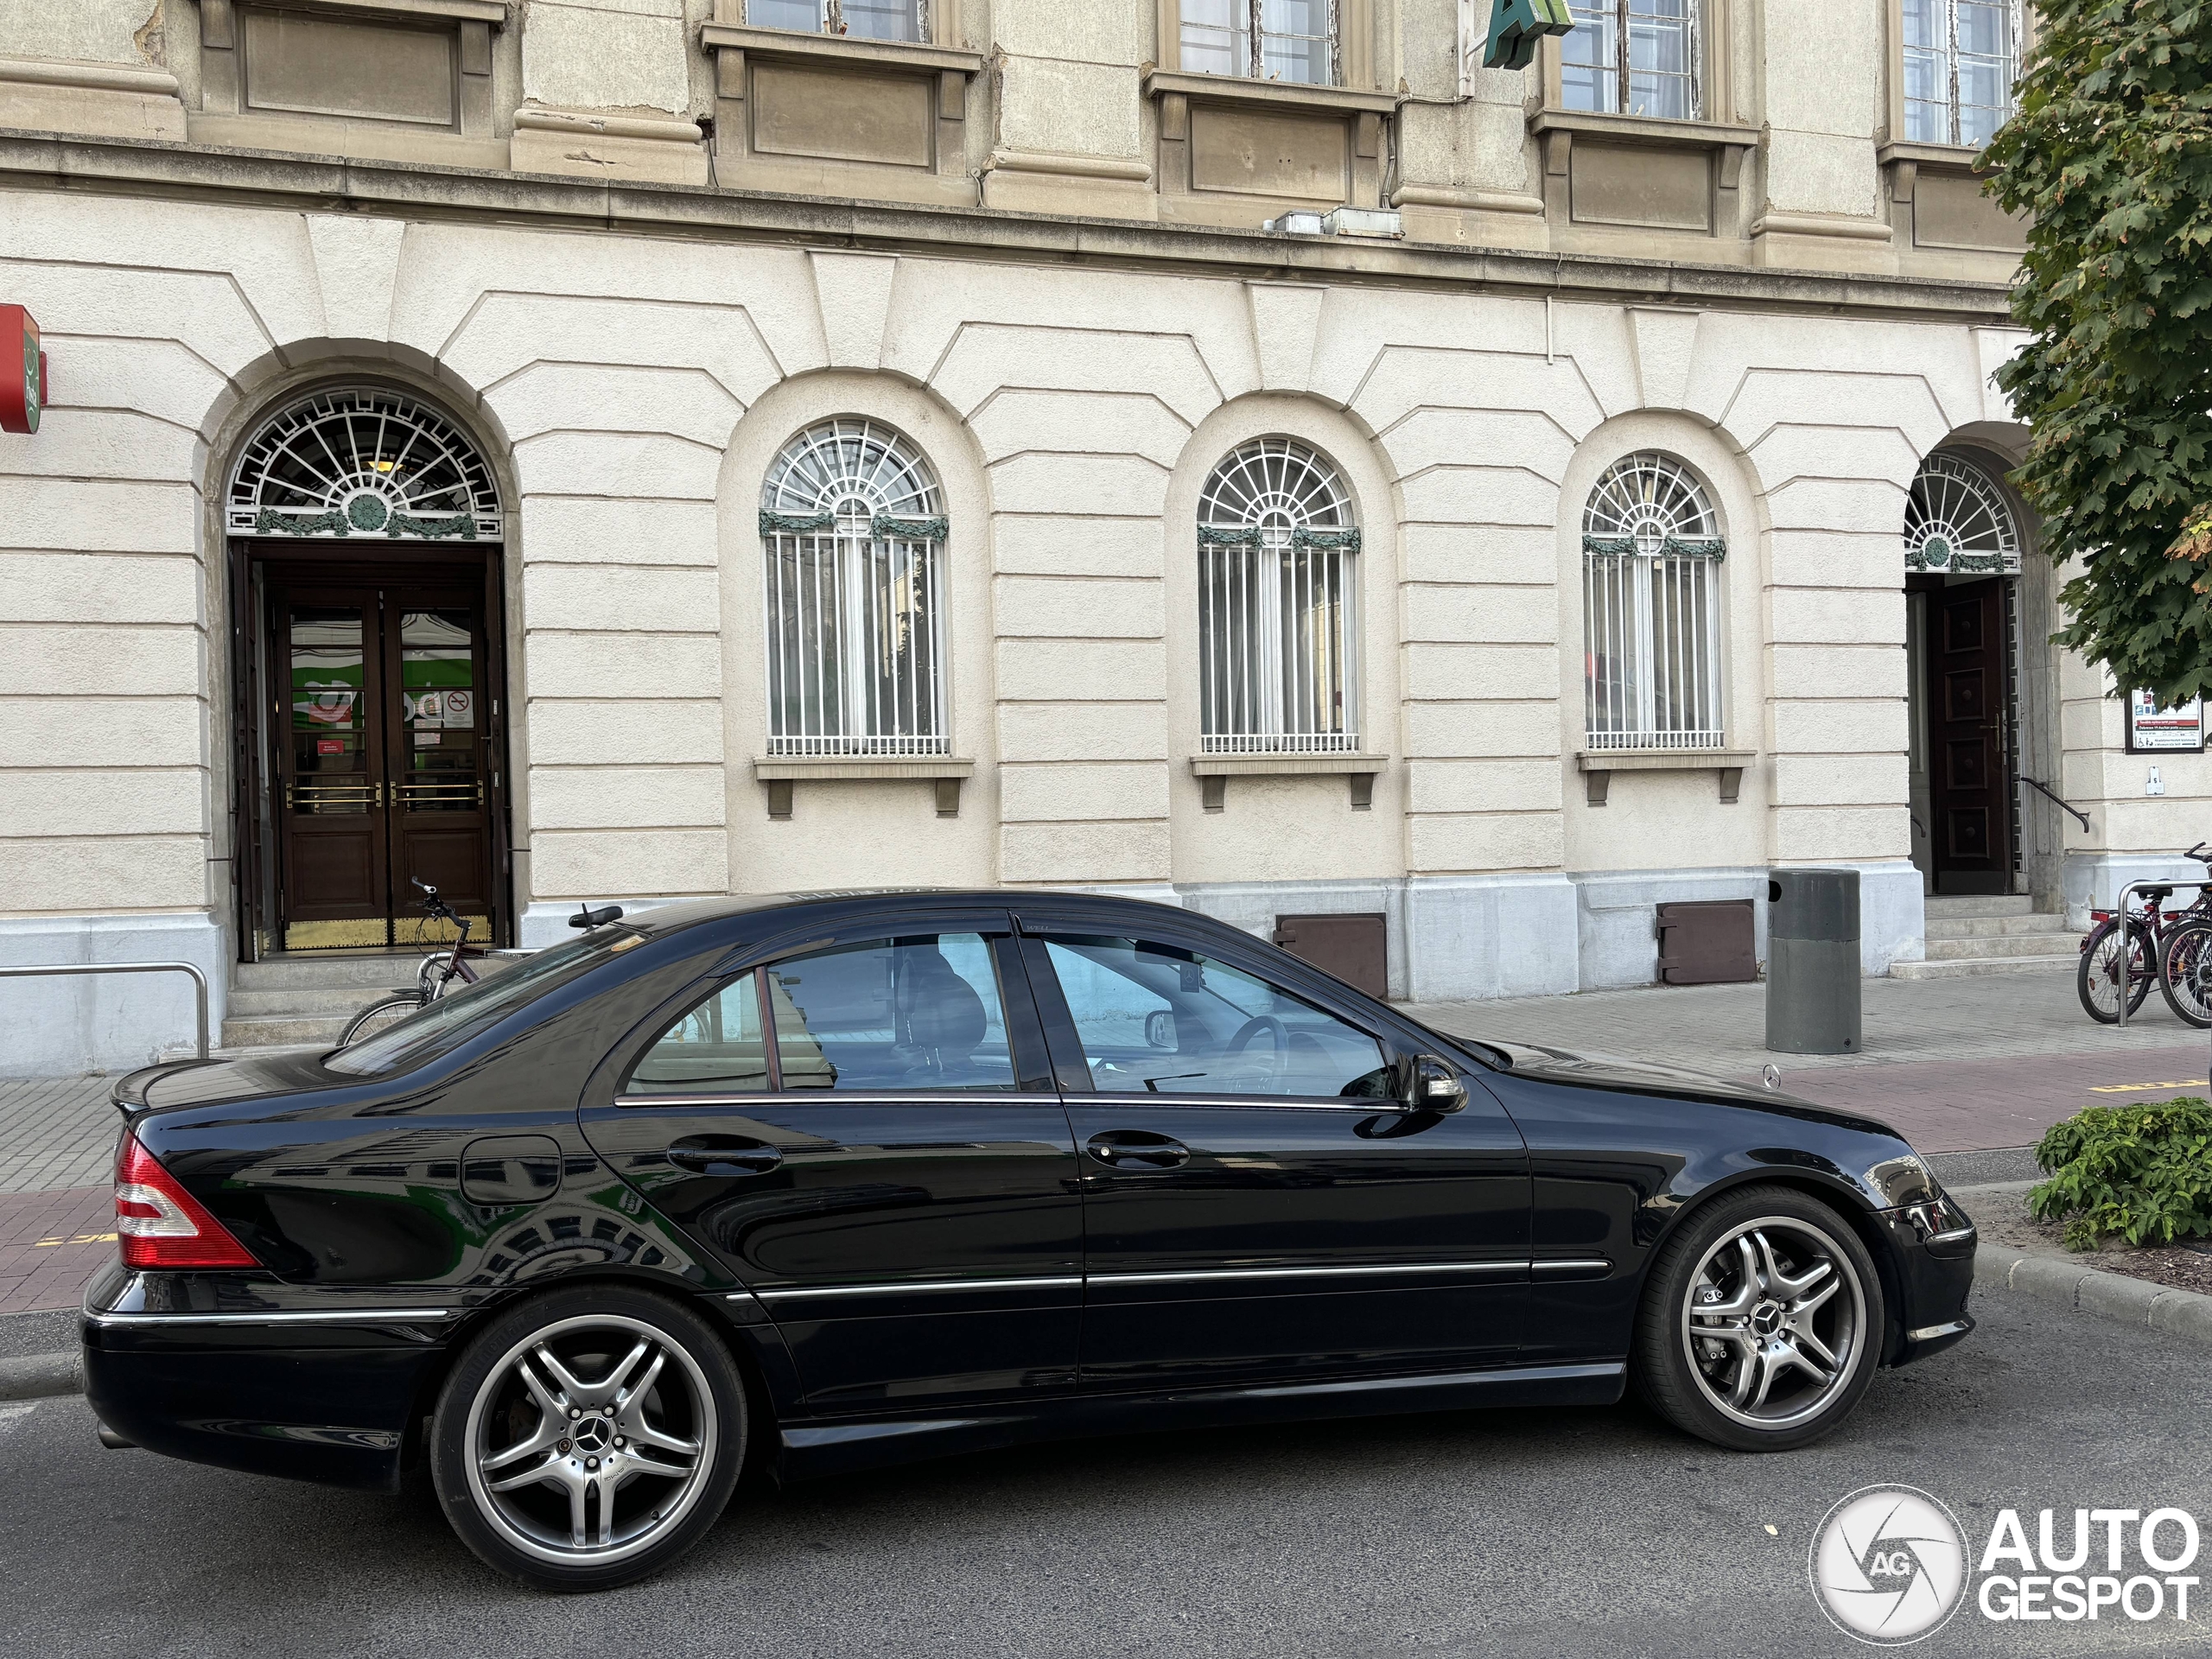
[{"x1": 262, "y1": 569, "x2": 500, "y2": 950}]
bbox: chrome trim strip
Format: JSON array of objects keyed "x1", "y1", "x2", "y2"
[
  {"x1": 614, "y1": 1092, "x2": 1066, "y2": 1109},
  {"x1": 753, "y1": 1275, "x2": 1084, "y2": 1300},
  {"x1": 1927, "y1": 1226, "x2": 1976, "y2": 1245},
  {"x1": 86, "y1": 1306, "x2": 454, "y2": 1327},
  {"x1": 1089, "y1": 1261, "x2": 1526, "y2": 1287},
  {"x1": 1905, "y1": 1318, "x2": 1972, "y2": 1343},
  {"x1": 1529, "y1": 1258, "x2": 1612, "y2": 1274}
]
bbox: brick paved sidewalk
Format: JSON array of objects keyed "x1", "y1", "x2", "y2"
[{"x1": 0, "y1": 1188, "x2": 111, "y2": 1315}]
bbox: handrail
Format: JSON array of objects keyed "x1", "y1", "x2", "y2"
[
  {"x1": 2113, "y1": 879, "x2": 2212, "y2": 1028},
  {"x1": 2019, "y1": 777, "x2": 2091, "y2": 833},
  {"x1": 0, "y1": 962, "x2": 210, "y2": 1059}
]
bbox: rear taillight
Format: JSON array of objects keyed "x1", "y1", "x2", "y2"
[{"x1": 114, "y1": 1132, "x2": 259, "y2": 1270}]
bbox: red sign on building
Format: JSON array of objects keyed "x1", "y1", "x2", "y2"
[{"x1": 1, "y1": 306, "x2": 46, "y2": 435}]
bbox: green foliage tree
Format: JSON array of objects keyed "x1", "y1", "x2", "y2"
[{"x1": 1984, "y1": 0, "x2": 2211, "y2": 704}]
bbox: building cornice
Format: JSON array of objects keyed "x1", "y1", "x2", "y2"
[{"x1": 0, "y1": 129, "x2": 2019, "y2": 325}]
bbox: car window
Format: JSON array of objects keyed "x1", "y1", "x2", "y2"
[
  {"x1": 1040, "y1": 935, "x2": 1395, "y2": 1099},
  {"x1": 326, "y1": 927, "x2": 648, "y2": 1077},
  {"x1": 767, "y1": 933, "x2": 1017, "y2": 1092},
  {"x1": 626, "y1": 975, "x2": 770, "y2": 1094}
]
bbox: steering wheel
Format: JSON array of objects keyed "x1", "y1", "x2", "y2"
[{"x1": 1222, "y1": 1014, "x2": 1288, "y2": 1085}]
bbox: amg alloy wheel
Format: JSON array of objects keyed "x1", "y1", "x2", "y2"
[
  {"x1": 1635, "y1": 1185, "x2": 1882, "y2": 1452},
  {"x1": 431, "y1": 1287, "x2": 745, "y2": 1590}
]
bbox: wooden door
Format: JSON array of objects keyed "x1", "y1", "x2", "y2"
[
  {"x1": 384, "y1": 592, "x2": 495, "y2": 946},
  {"x1": 274, "y1": 587, "x2": 391, "y2": 945},
  {"x1": 1927, "y1": 578, "x2": 2012, "y2": 895}
]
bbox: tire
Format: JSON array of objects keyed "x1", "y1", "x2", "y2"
[
  {"x1": 2076, "y1": 917, "x2": 2154, "y2": 1025},
  {"x1": 1633, "y1": 1184, "x2": 1884, "y2": 1452},
  {"x1": 429, "y1": 1285, "x2": 745, "y2": 1592},
  {"x1": 2158, "y1": 919, "x2": 2212, "y2": 1029},
  {"x1": 338, "y1": 992, "x2": 423, "y2": 1046}
]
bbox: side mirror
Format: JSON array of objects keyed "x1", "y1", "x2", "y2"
[
  {"x1": 1405, "y1": 1055, "x2": 1468, "y2": 1114},
  {"x1": 1145, "y1": 1010, "x2": 1177, "y2": 1050}
]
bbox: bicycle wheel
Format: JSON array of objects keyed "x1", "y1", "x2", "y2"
[
  {"x1": 2076, "y1": 917, "x2": 2154, "y2": 1024},
  {"x1": 2159, "y1": 918, "x2": 2212, "y2": 1028},
  {"x1": 340, "y1": 992, "x2": 425, "y2": 1046}
]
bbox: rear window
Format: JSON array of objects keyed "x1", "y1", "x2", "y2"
[{"x1": 325, "y1": 928, "x2": 646, "y2": 1077}]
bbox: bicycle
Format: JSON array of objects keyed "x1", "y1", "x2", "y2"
[
  {"x1": 338, "y1": 878, "x2": 483, "y2": 1046},
  {"x1": 2075, "y1": 842, "x2": 2212, "y2": 1026}
]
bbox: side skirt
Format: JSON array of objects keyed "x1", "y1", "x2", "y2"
[{"x1": 773, "y1": 1360, "x2": 1627, "y2": 1484}]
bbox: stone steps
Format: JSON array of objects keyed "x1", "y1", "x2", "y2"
[
  {"x1": 1923, "y1": 894, "x2": 2037, "y2": 918},
  {"x1": 1924, "y1": 912, "x2": 2080, "y2": 939},
  {"x1": 1923, "y1": 931, "x2": 2084, "y2": 961},
  {"x1": 1890, "y1": 954, "x2": 2081, "y2": 980}
]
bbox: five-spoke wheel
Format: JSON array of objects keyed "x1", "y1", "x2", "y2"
[
  {"x1": 1635, "y1": 1185, "x2": 1882, "y2": 1451},
  {"x1": 431, "y1": 1287, "x2": 745, "y2": 1590}
]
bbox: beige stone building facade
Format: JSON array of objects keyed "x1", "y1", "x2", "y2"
[{"x1": 0, "y1": 0, "x2": 2198, "y2": 1073}]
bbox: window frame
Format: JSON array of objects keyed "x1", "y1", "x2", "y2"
[
  {"x1": 1887, "y1": 0, "x2": 2024, "y2": 151},
  {"x1": 1548, "y1": 0, "x2": 1707, "y2": 123},
  {"x1": 1579, "y1": 451, "x2": 1728, "y2": 753},
  {"x1": 1157, "y1": 0, "x2": 1370, "y2": 91},
  {"x1": 743, "y1": 0, "x2": 934, "y2": 43}
]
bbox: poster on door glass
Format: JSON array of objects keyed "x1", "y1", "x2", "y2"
[{"x1": 2126, "y1": 689, "x2": 2204, "y2": 753}]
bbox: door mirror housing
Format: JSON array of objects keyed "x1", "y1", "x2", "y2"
[{"x1": 1404, "y1": 1055, "x2": 1468, "y2": 1114}]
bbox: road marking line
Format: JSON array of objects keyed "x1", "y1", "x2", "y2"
[{"x1": 2088, "y1": 1078, "x2": 2211, "y2": 1095}]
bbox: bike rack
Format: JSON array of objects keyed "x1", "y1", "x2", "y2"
[
  {"x1": 0, "y1": 962, "x2": 211, "y2": 1059},
  {"x1": 2113, "y1": 879, "x2": 2212, "y2": 1028}
]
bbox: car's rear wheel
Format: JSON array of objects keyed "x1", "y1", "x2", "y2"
[
  {"x1": 1634, "y1": 1185, "x2": 1883, "y2": 1452},
  {"x1": 430, "y1": 1285, "x2": 745, "y2": 1591}
]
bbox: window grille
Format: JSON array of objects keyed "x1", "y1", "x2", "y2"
[
  {"x1": 747, "y1": 0, "x2": 924, "y2": 42},
  {"x1": 1582, "y1": 453, "x2": 1726, "y2": 750},
  {"x1": 1904, "y1": 452, "x2": 2019, "y2": 574},
  {"x1": 1901, "y1": 0, "x2": 2019, "y2": 147},
  {"x1": 1198, "y1": 437, "x2": 1360, "y2": 754},
  {"x1": 760, "y1": 418, "x2": 949, "y2": 757},
  {"x1": 1560, "y1": 0, "x2": 1701, "y2": 120},
  {"x1": 228, "y1": 386, "x2": 502, "y2": 542},
  {"x1": 1180, "y1": 1, "x2": 1338, "y2": 86}
]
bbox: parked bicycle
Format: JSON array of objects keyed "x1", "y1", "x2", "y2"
[
  {"x1": 2075, "y1": 842, "x2": 2212, "y2": 1026},
  {"x1": 338, "y1": 878, "x2": 482, "y2": 1046}
]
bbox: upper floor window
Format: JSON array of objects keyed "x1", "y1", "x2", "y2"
[
  {"x1": 1560, "y1": 0, "x2": 1701, "y2": 120},
  {"x1": 1582, "y1": 453, "x2": 1726, "y2": 751},
  {"x1": 1180, "y1": 1, "x2": 1339, "y2": 86},
  {"x1": 760, "y1": 418, "x2": 949, "y2": 758},
  {"x1": 1197, "y1": 438, "x2": 1360, "y2": 754},
  {"x1": 1902, "y1": 0, "x2": 2019, "y2": 148},
  {"x1": 747, "y1": 0, "x2": 924, "y2": 43}
]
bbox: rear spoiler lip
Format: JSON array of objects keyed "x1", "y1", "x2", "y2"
[{"x1": 109, "y1": 1060, "x2": 205, "y2": 1121}]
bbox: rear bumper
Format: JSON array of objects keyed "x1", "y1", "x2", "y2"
[
  {"x1": 1876, "y1": 1205, "x2": 1977, "y2": 1366},
  {"x1": 80, "y1": 1263, "x2": 455, "y2": 1492}
]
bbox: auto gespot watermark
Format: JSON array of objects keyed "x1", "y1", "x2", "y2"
[{"x1": 1808, "y1": 1484, "x2": 2202, "y2": 1645}]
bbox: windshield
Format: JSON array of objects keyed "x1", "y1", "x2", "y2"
[{"x1": 326, "y1": 928, "x2": 646, "y2": 1077}]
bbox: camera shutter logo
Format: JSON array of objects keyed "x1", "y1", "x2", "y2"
[{"x1": 1809, "y1": 1485, "x2": 1969, "y2": 1644}]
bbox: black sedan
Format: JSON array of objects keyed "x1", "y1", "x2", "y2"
[{"x1": 86, "y1": 889, "x2": 1975, "y2": 1590}]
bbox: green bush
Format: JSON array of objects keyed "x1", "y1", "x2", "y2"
[{"x1": 2030, "y1": 1098, "x2": 2212, "y2": 1249}]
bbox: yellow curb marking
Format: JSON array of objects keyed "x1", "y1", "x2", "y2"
[
  {"x1": 29, "y1": 1231, "x2": 118, "y2": 1248},
  {"x1": 2088, "y1": 1078, "x2": 2212, "y2": 1095}
]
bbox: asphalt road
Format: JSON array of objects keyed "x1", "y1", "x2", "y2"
[{"x1": 5, "y1": 1275, "x2": 2210, "y2": 1659}]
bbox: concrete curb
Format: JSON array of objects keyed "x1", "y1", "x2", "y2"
[
  {"x1": 1975, "y1": 1245, "x2": 2212, "y2": 1344},
  {"x1": 0, "y1": 1349, "x2": 82, "y2": 1402}
]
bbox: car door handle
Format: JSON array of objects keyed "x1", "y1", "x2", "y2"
[
  {"x1": 1085, "y1": 1131, "x2": 1189, "y2": 1170},
  {"x1": 666, "y1": 1138, "x2": 783, "y2": 1176}
]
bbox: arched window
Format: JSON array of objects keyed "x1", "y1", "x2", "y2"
[
  {"x1": 760, "y1": 418, "x2": 948, "y2": 756},
  {"x1": 1197, "y1": 437, "x2": 1361, "y2": 754},
  {"x1": 1904, "y1": 452, "x2": 2019, "y2": 574},
  {"x1": 227, "y1": 386, "x2": 502, "y2": 541},
  {"x1": 1582, "y1": 452, "x2": 1726, "y2": 750}
]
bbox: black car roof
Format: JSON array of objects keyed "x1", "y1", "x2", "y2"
[{"x1": 626, "y1": 887, "x2": 1208, "y2": 940}]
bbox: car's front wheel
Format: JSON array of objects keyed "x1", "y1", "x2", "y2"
[
  {"x1": 1634, "y1": 1185, "x2": 1883, "y2": 1452},
  {"x1": 430, "y1": 1285, "x2": 746, "y2": 1591}
]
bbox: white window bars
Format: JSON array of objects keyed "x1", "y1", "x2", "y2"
[
  {"x1": 1560, "y1": 0, "x2": 1702, "y2": 121},
  {"x1": 1198, "y1": 437, "x2": 1361, "y2": 754},
  {"x1": 760, "y1": 418, "x2": 950, "y2": 758},
  {"x1": 1902, "y1": 0, "x2": 2020, "y2": 149},
  {"x1": 1179, "y1": 1, "x2": 1339, "y2": 86},
  {"x1": 1904, "y1": 452, "x2": 2020, "y2": 574},
  {"x1": 1582, "y1": 452, "x2": 1726, "y2": 751}
]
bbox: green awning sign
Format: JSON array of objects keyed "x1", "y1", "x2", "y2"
[{"x1": 1484, "y1": 0, "x2": 1573, "y2": 71}]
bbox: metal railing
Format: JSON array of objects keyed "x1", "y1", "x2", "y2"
[
  {"x1": 2113, "y1": 879, "x2": 2212, "y2": 1028},
  {"x1": 2020, "y1": 776, "x2": 2091, "y2": 833},
  {"x1": 0, "y1": 962, "x2": 210, "y2": 1059}
]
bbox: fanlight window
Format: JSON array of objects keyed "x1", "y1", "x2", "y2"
[
  {"x1": 228, "y1": 387, "x2": 501, "y2": 542},
  {"x1": 1583, "y1": 453, "x2": 1726, "y2": 751},
  {"x1": 1197, "y1": 437, "x2": 1360, "y2": 754},
  {"x1": 1904, "y1": 453, "x2": 2019, "y2": 575},
  {"x1": 760, "y1": 418, "x2": 949, "y2": 757}
]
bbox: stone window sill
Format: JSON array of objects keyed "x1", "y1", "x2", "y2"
[
  {"x1": 752, "y1": 755, "x2": 974, "y2": 820},
  {"x1": 1875, "y1": 140, "x2": 1990, "y2": 173},
  {"x1": 1575, "y1": 748, "x2": 1755, "y2": 806},
  {"x1": 249, "y1": 0, "x2": 509, "y2": 22},
  {"x1": 1528, "y1": 107, "x2": 1759, "y2": 156},
  {"x1": 1190, "y1": 752, "x2": 1388, "y2": 812},
  {"x1": 1143, "y1": 70, "x2": 1398, "y2": 118},
  {"x1": 700, "y1": 23, "x2": 983, "y2": 78}
]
